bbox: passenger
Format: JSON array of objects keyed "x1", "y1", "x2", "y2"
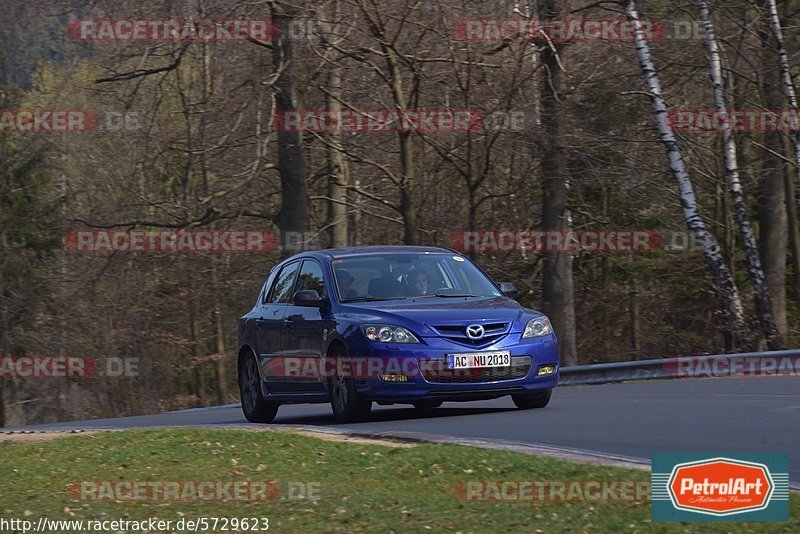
[{"x1": 337, "y1": 270, "x2": 358, "y2": 299}]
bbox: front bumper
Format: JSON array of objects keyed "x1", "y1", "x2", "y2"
[{"x1": 347, "y1": 332, "x2": 559, "y2": 402}]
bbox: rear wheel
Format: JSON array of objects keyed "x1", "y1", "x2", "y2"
[
  {"x1": 512, "y1": 389, "x2": 552, "y2": 409},
  {"x1": 328, "y1": 348, "x2": 372, "y2": 423},
  {"x1": 239, "y1": 351, "x2": 279, "y2": 423},
  {"x1": 412, "y1": 400, "x2": 443, "y2": 409}
]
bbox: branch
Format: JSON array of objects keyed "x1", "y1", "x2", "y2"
[{"x1": 95, "y1": 45, "x2": 190, "y2": 84}]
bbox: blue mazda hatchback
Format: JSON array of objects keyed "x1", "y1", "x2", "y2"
[{"x1": 237, "y1": 246, "x2": 559, "y2": 422}]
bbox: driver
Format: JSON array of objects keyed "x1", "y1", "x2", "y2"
[{"x1": 414, "y1": 270, "x2": 430, "y2": 296}]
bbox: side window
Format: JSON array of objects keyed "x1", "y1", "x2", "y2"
[
  {"x1": 258, "y1": 281, "x2": 268, "y2": 305},
  {"x1": 268, "y1": 261, "x2": 300, "y2": 304},
  {"x1": 260, "y1": 270, "x2": 278, "y2": 305},
  {"x1": 295, "y1": 260, "x2": 326, "y2": 297}
]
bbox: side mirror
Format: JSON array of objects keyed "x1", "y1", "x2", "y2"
[
  {"x1": 498, "y1": 282, "x2": 518, "y2": 300},
  {"x1": 293, "y1": 290, "x2": 325, "y2": 307}
]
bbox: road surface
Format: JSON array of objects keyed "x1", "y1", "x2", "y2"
[{"x1": 7, "y1": 376, "x2": 799, "y2": 485}]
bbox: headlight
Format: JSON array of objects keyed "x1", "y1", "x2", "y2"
[
  {"x1": 362, "y1": 325, "x2": 420, "y2": 344},
  {"x1": 523, "y1": 317, "x2": 553, "y2": 338}
]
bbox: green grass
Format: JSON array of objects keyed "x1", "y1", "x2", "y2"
[{"x1": 0, "y1": 429, "x2": 796, "y2": 532}]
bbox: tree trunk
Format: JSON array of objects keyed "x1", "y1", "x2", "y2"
[
  {"x1": 765, "y1": 0, "x2": 800, "y2": 190},
  {"x1": 697, "y1": 0, "x2": 782, "y2": 348},
  {"x1": 629, "y1": 282, "x2": 641, "y2": 359},
  {"x1": 757, "y1": 12, "x2": 789, "y2": 340},
  {"x1": 188, "y1": 288, "x2": 204, "y2": 404},
  {"x1": 467, "y1": 186, "x2": 477, "y2": 261},
  {"x1": 539, "y1": 0, "x2": 577, "y2": 366},
  {"x1": 626, "y1": 0, "x2": 751, "y2": 348},
  {"x1": 383, "y1": 29, "x2": 416, "y2": 244},
  {"x1": 349, "y1": 0, "x2": 419, "y2": 244},
  {"x1": 0, "y1": 376, "x2": 4, "y2": 427},
  {"x1": 187, "y1": 252, "x2": 203, "y2": 404},
  {"x1": 394, "y1": 105, "x2": 416, "y2": 244},
  {"x1": 272, "y1": 4, "x2": 308, "y2": 250},
  {"x1": 211, "y1": 264, "x2": 228, "y2": 405},
  {"x1": 0, "y1": 296, "x2": 6, "y2": 427},
  {"x1": 399, "y1": 150, "x2": 418, "y2": 246},
  {"x1": 785, "y1": 171, "x2": 800, "y2": 301},
  {"x1": 326, "y1": 62, "x2": 348, "y2": 248},
  {"x1": 321, "y1": 5, "x2": 348, "y2": 249},
  {"x1": 764, "y1": 0, "x2": 800, "y2": 309}
]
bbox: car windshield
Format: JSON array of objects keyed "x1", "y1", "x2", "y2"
[{"x1": 332, "y1": 253, "x2": 503, "y2": 301}]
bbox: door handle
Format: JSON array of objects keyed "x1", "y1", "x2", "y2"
[
  {"x1": 256, "y1": 318, "x2": 266, "y2": 327},
  {"x1": 283, "y1": 317, "x2": 294, "y2": 329}
]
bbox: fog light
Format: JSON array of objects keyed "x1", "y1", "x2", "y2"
[
  {"x1": 537, "y1": 365, "x2": 556, "y2": 376},
  {"x1": 380, "y1": 374, "x2": 408, "y2": 382}
]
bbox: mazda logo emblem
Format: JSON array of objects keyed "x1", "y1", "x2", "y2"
[{"x1": 465, "y1": 324, "x2": 485, "y2": 340}]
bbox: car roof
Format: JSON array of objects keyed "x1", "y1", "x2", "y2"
[
  {"x1": 324, "y1": 245, "x2": 455, "y2": 258},
  {"x1": 270, "y1": 246, "x2": 463, "y2": 272},
  {"x1": 304, "y1": 245, "x2": 458, "y2": 260}
]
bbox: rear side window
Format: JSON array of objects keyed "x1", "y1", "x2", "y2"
[
  {"x1": 268, "y1": 261, "x2": 300, "y2": 304},
  {"x1": 296, "y1": 260, "x2": 326, "y2": 297},
  {"x1": 259, "y1": 270, "x2": 279, "y2": 304}
]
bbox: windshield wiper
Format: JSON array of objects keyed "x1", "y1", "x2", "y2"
[
  {"x1": 414, "y1": 293, "x2": 479, "y2": 298},
  {"x1": 341, "y1": 296, "x2": 404, "y2": 302},
  {"x1": 345, "y1": 293, "x2": 481, "y2": 302}
]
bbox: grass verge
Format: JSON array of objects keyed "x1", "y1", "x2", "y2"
[{"x1": 0, "y1": 428, "x2": 796, "y2": 532}]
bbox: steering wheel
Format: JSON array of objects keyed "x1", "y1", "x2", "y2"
[{"x1": 430, "y1": 287, "x2": 456, "y2": 295}]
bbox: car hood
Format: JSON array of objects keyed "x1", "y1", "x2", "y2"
[{"x1": 339, "y1": 296, "x2": 540, "y2": 335}]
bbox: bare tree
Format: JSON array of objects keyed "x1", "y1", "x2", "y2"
[
  {"x1": 318, "y1": 1, "x2": 349, "y2": 248},
  {"x1": 272, "y1": 1, "x2": 310, "y2": 249},
  {"x1": 757, "y1": 2, "x2": 789, "y2": 341},
  {"x1": 539, "y1": 0, "x2": 577, "y2": 365}
]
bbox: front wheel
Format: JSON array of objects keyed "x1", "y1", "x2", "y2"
[
  {"x1": 239, "y1": 351, "x2": 279, "y2": 423},
  {"x1": 328, "y1": 350, "x2": 372, "y2": 423},
  {"x1": 412, "y1": 400, "x2": 443, "y2": 409},
  {"x1": 512, "y1": 389, "x2": 552, "y2": 409}
]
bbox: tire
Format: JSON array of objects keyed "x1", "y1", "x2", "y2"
[
  {"x1": 412, "y1": 400, "x2": 443, "y2": 409},
  {"x1": 239, "y1": 351, "x2": 279, "y2": 423},
  {"x1": 512, "y1": 389, "x2": 552, "y2": 409},
  {"x1": 328, "y1": 348, "x2": 372, "y2": 423}
]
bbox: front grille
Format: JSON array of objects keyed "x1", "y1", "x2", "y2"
[
  {"x1": 420, "y1": 356, "x2": 531, "y2": 384},
  {"x1": 429, "y1": 322, "x2": 510, "y2": 347}
]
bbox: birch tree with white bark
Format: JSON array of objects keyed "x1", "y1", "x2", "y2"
[
  {"x1": 765, "y1": 0, "x2": 800, "y2": 188},
  {"x1": 625, "y1": 0, "x2": 750, "y2": 347},
  {"x1": 763, "y1": 0, "x2": 800, "y2": 305},
  {"x1": 696, "y1": 0, "x2": 782, "y2": 349}
]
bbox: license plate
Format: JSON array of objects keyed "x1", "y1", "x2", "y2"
[{"x1": 447, "y1": 351, "x2": 511, "y2": 369}]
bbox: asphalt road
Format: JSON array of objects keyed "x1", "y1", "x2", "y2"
[{"x1": 7, "y1": 376, "x2": 800, "y2": 485}]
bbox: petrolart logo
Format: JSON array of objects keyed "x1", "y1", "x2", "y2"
[{"x1": 652, "y1": 454, "x2": 789, "y2": 522}]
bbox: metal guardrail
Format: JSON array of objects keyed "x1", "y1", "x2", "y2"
[{"x1": 559, "y1": 349, "x2": 800, "y2": 385}]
